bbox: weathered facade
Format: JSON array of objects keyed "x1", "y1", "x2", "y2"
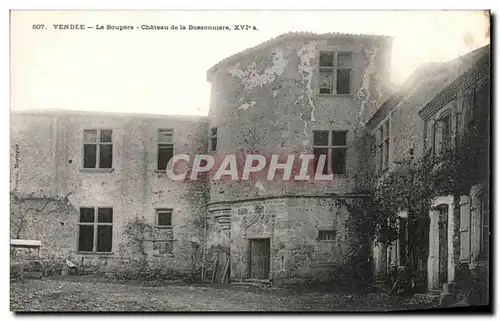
[
  {"x1": 368, "y1": 45, "x2": 490, "y2": 301},
  {"x1": 14, "y1": 33, "x2": 489, "y2": 294},
  {"x1": 11, "y1": 32, "x2": 393, "y2": 283},
  {"x1": 11, "y1": 111, "x2": 207, "y2": 276},
  {"x1": 205, "y1": 32, "x2": 393, "y2": 284}
]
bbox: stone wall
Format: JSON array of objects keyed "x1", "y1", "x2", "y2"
[
  {"x1": 10, "y1": 111, "x2": 208, "y2": 276},
  {"x1": 226, "y1": 196, "x2": 356, "y2": 284}
]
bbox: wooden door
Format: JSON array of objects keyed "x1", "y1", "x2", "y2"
[{"x1": 249, "y1": 238, "x2": 270, "y2": 279}]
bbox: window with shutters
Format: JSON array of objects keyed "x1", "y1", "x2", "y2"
[
  {"x1": 478, "y1": 192, "x2": 489, "y2": 261},
  {"x1": 157, "y1": 129, "x2": 174, "y2": 171},
  {"x1": 459, "y1": 196, "x2": 471, "y2": 262}
]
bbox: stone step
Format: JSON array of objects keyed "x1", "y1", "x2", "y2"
[{"x1": 243, "y1": 278, "x2": 271, "y2": 285}]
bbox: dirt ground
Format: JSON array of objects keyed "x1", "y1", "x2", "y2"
[{"x1": 10, "y1": 276, "x2": 435, "y2": 312}]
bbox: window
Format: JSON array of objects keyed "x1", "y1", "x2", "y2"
[
  {"x1": 433, "y1": 111, "x2": 452, "y2": 155},
  {"x1": 156, "y1": 209, "x2": 172, "y2": 227},
  {"x1": 83, "y1": 129, "x2": 113, "y2": 169},
  {"x1": 318, "y1": 230, "x2": 336, "y2": 241},
  {"x1": 154, "y1": 208, "x2": 174, "y2": 255},
  {"x1": 459, "y1": 196, "x2": 471, "y2": 261},
  {"x1": 319, "y1": 51, "x2": 352, "y2": 94},
  {"x1": 376, "y1": 120, "x2": 390, "y2": 171},
  {"x1": 313, "y1": 130, "x2": 348, "y2": 174},
  {"x1": 157, "y1": 129, "x2": 174, "y2": 171},
  {"x1": 209, "y1": 127, "x2": 218, "y2": 152},
  {"x1": 78, "y1": 207, "x2": 113, "y2": 253},
  {"x1": 478, "y1": 193, "x2": 489, "y2": 260}
]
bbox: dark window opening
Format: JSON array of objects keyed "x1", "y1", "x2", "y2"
[
  {"x1": 157, "y1": 145, "x2": 174, "y2": 171},
  {"x1": 319, "y1": 51, "x2": 352, "y2": 95},
  {"x1": 80, "y1": 207, "x2": 95, "y2": 223},
  {"x1": 331, "y1": 148, "x2": 346, "y2": 174},
  {"x1": 98, "y1": 208, "x2": 113, "y2": 223},
  {"x1": 319, "y1": 71, "x2": 333, "y2": 94},
  {"x1": 157, "y1": 210, "x2": 173, "y2": 227},
  {"x1": 78, "y1": 226, "x2": 94, "y2": 252},
  {"x1": 332, "y1": 131, "x2": 347, "y2": 146},
  {"x1": 96, "y1": 226, "x2": 112, "y2": 252},
  {"x1": 99, "y1": 144, "x2": 113, "y2": 168},
  {"x1": 318, "y1": 230, "x2": 336, "y2": 241},
  {"x1": 319, "y1": 52, "x2": 334, "y2": 67},
  {"x1": 336, "y1": 69, "x2": 351, "y2": 94},
  {"x1": 312, "y1": 130, "x2": 348, "y2": 175},
  {"x1": 83, "y1": 129, "x2": 113, "y2": 169},
  {"x1": 337, "y1": 52, "x2": 352, "y2": 67},
  {"x1": 83, "y1": 145, "x2": 97, "y2": 168},
  {"x1": 313, "y1": 148, "x2": 328, "y2": 175},
  {"x1": 158, "y1": 129, "x2": 174, "y2": 170},
  {"x1": 210, "y1": 127, "x2": 218, "y2": 152},
  {"x1": 78, "y1": 207, "x2": 113, "y2": 253},
  {"x1": 313, "y1": 131, "x2": 329, "y2": 146}
]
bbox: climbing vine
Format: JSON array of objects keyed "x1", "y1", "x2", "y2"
[{"x1": 342, "y1": 91, "x2": 489, "y2": 290}]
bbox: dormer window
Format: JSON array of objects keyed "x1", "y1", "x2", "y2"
[{"x1": 319, "y1": 51, "x2": 352, "y2": 95}]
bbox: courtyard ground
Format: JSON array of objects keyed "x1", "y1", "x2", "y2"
[{"x1": 10, "y1": 276, "x2": 436, "y2": 312}]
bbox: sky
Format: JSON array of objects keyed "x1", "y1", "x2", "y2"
[{"x1": 10, "y1": 10, "x2": 490, "y2": 116}]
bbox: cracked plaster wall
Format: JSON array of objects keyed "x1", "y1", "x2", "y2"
[
  {"x1": 10, "y1": 113, "x2": 207, "y2": 275},
  {"x1": 207, "y1": 35, "x2": 392, "y2": 283}
]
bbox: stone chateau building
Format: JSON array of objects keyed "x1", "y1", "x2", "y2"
[{"x1": 10, "y1": 32, "x2": 489, "y2": 295}]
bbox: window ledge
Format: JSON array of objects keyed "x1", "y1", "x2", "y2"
[
  {"x1": 76, "y1": 251, "x2": 114, "y2": 256},
  {"x1": 80, "y1": 168, "x2": 114, "y2": 173},
  {"x1": 154, "y1": 226, "x2": 173, "y2": 229}
]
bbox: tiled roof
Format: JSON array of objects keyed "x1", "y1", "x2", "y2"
[
  {"x1": 206, "y1": 31, "x2": 392, "y2": 81},
  {"x1": 366, "y1": 44, "x2": 490, "y2": 128}
]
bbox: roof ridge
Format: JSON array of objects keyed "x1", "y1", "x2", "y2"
[{"x1": 11, "y1": 109, "x2": 208, "y2": 119}]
